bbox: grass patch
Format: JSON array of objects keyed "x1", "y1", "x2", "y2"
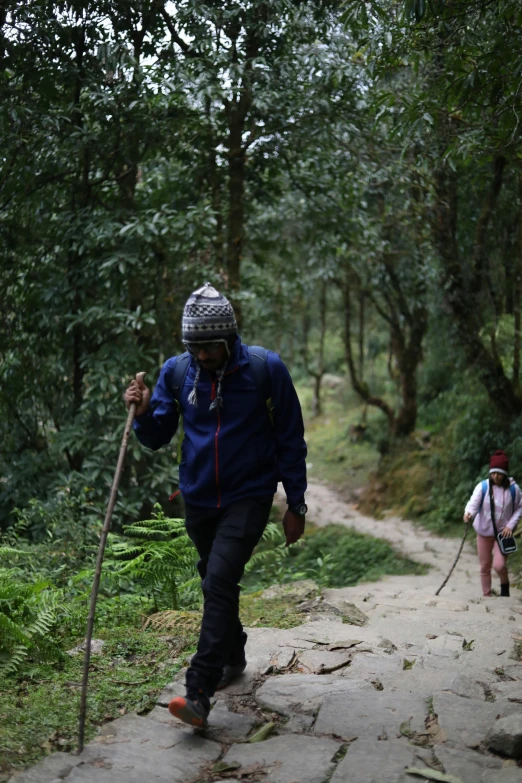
[
  {"x1": 0, "y1": 624, "x2": 189, "y2": 782},
  {"x1": 0, "y1": 593, "x2": 306, "y2": 782},
  {"x1": 244, "y1": 521, "x2": 429, "y2": 592},
  {"x1": 240, "y1": 593, "x2": 304, "y2": 629}
]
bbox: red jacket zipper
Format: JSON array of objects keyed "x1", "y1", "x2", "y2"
[{"x1": 211, "y1": 365, "x2": 239, "y2": 509}]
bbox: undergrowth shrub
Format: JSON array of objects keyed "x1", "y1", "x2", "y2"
[
  {"x1": 291, "y1": 525, "x2": 427, "y2": 586},
  {"x1": 243, "y1": 522, "x2": 426, "y2": 590},
  {"x1": 244, "y1": 521, "x2": 295, "y2": 587},
  {"x1": 103, "y1": 505, "x2": 199, "y2": 610},
  {"x1": 0, "y1": 568, "x2": 70, "y2": 675}
]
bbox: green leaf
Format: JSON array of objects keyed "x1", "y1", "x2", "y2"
[
  {"x1": 249, "y1": 722, "x2": 276, "y2": 743},
  {"x1": 404, "y1": 769, "x2": 466, "y2": 783}
]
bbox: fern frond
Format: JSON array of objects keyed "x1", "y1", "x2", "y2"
[{"x1": 1, "y1": 644, "x2": 29, "y2": 675}]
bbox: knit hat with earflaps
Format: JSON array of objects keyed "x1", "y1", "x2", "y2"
[
  {"x1": 182, "y1": 283, "x2": 237, "y2": 343},
  {"x1": 181, "y1": 283, "x2": 238, "y2": 411},
  {"x1": 489, "y1": 450, "x2": 509, "y2": 476}
]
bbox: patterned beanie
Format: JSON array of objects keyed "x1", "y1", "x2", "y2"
[
  {"x1": 182, "y1": 283, "x2": 237, "y2": 411},
  {"x1": 182, "y1": 282, "x2": 237, "y2": 344},
  {"x1": 489, "y1": 450, "x2": 509, "y2": 476}
]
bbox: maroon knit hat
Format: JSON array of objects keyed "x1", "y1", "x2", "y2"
[{"x1": 489, "y1": 450, "x2": 509, "y2": 475}]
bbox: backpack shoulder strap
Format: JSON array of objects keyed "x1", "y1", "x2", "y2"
[
  {"x1": 168, "y1": 352, "x2": 191, "y2": 465},
  {"x1": 510, "y1": 483, "x2": 517, "y2": 511},
  {"x1": 170, "y1": 352, "x2": 191, "y2": 413},
  {"x1": 248, "y1": 346, "x2": 274, "y2": 426},
  {"x1": 479, "y1": 479, "x2": 488, "y2": 510}
]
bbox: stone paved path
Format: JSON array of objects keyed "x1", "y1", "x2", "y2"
[{"x1": 10, "y1": 481, "x2": 522, "y2": 783}]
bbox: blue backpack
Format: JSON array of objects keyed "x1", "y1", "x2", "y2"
[
  {"x1": 479, "y1": 479, "x2": 517, "y2": 513},
  {"x1": 170, "y1": 345, "x2": 274, "y2": 424}
]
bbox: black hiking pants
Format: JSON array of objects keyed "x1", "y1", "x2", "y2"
[{"x1": 184, "y1": 496, "x2": 273, "y2": 697}]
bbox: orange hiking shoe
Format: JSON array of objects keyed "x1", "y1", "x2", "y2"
[{"x1": 168, "y1": 692, "x2": 209, "y2": 728}]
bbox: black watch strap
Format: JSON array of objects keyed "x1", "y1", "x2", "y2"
[{"x1": 288, "y1": 503, "x2": 307, "y2": 516}]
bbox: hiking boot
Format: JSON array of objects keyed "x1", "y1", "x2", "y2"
[
  {"x1": 168, "y1": 691, "x2": 210, "y2": 728},
  {"x1": 216, "y1": 662, "x2": 247, "y2": 691}
]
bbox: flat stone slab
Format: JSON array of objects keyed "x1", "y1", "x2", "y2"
[
  {"x1": 279, "y1": 713, "x2": 315, "y2": 733},
  {"x1": 433, "y1": 692, "x2": 520, "y2": 749},
  {"x1": 422, "y1": 746, "x2": 502, "y2": 782},
  {"x1": 340, "y1": 652, "x2": 404, "y2": 679},
  {"x1": 446, "y1": 673, "x2": 486, "y2": 700},
  {"x1": 289, "y1": 619, "x2": 381, "y2": 647},
  {"x1": 481, "y1": 770, "x2": 522, "y2": 783},
  {"x1": 74, "y1": 713, "x2": 220, "y2": 783},
  {"x1": 296, "y1": 649, "x2": 353, "y2": 674},
  {"x1": 330, "y1": 738, "x2": 415, "y2": 782},
  {"x1": 492, "y1": 682, "x2": 522, "y2": 703},
  {"x1": 147, "y1": 702, "x2": 257, "y2": 743},
  {"x1": 156, "y1": 675, "x2": 185, "y2": 706},
  {"x1": 8, "y1": 752, "x2": 82, "y2": 783},
  {"x1": 256, "y1": 673, "x2": 372, "y2": 717},
  {"x1": 222, "y1": 734, "x2": 341, "y2": 783},
  {"x1": 314, "y1": 689, "x2": 428, "y2": 741}
]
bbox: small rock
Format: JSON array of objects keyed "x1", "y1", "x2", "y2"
[
  {"x1": 67, "y1": 639, "x2": 105, "y2": 656},
  {"x1": 280, "y1": 714, "x2": 315, "y2": 733},
  {"x1": 481, "y1": 770, "x2": 522, "y2": 782},
  {"x1": 262, "y1": 580, "x2": 319, "y2": 602},
  {"x1": 296, "y1": 649, "x2": 352, "y2": 674},
  {"x1": 485, "y1": 714, "x2": 522, "y2": 759},
  {"x1": 379, "y1": 638, "x2": 398, "y2": 654},
  {"x1": 447, "y1": 674, "x2": 485, "y2": 701},
  {"x1": 339, "y1": 602, "x2": 369, "y2": 627}
]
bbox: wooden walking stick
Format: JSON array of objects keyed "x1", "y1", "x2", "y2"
[
  {"x1": 77, "y1": 372, "x2": 145, "y2": 753},
  {"x1": 435, "y1": 523, "x2": 470, "y2": 596}
]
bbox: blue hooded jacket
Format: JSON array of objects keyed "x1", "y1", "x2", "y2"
[{"x1": 133, "y1": 338, "x2": 307, "y2": 508}]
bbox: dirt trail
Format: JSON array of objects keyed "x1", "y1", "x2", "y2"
[{"x1": 303, "y1": 477, "x2": 478, "y2": 576}]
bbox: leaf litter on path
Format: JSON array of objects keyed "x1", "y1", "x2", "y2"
[{"x1": 405, "y1": 768, "x2": 465, "y2": 783}]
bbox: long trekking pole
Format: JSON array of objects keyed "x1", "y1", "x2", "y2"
[
  {"x1": 434, "y1": 523, "x2": 470, "y2": 596},
  {"x1": 77, "y1": 372, "x2": 145, "y2": 754}
]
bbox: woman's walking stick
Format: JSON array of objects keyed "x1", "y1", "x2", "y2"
[
  {"x1": 77, "y1": 373, "x2": 145, "y2": 753},
  {"x1": 435, "y1": 523, "x2": 470, "y2": 596}
]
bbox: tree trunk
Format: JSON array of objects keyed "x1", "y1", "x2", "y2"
[
  {"x1": 433, "y1": 158, "x2": 522, "y2": 416},
  {"x1": 206, "y1": 96, "x2": 225, "y2": 269},
  {"x1": 390, "y1": 325, "x2": 425, "y2": 437},
  {"x1": 341, "y1": 273, "x2": 395, "y2": 428},
  {"x1": 358, "y1": 289, "x2": 365, "y2": 379},
  {"x1": 226, "y1": 110, "x2": 245, "y2": 329},
  {"x1": 311, "y1": 282, "x2": 327, "y2": 417},
  {"x1": 513, "y1": 171, "x2": 522, "y2": 394}
]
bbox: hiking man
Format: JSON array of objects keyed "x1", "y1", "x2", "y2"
[{"x1": 124, "y1": 283, "x2": 307, "y2": 727}]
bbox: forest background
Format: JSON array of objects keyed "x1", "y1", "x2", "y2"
[{"x1": 2, "y1": 0, "x2": 522, "y2": 777}]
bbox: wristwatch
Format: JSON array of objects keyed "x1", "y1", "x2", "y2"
[{"x1": 288, "y1": 503, "x2": 308, "y2": 516}]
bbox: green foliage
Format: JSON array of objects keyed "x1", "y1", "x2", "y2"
[
  {"x1": 0, "y1": 624, "x2": 190, "y2": 781},
  {"x1": 243, "y1": 520, "x2": 428, "y2": 592},
  {"x1": 291, "y1": 525, "x2": 428, "y2": 587},
  {"x1": 244, "y1": 521, "x2": 294, "y2": 586},
  {"x1": 103, "y1": 505, "x2": 199, "y2": 610},
  {"x1": 0, "y1": 569, "x2": 69, "y2": 675}
]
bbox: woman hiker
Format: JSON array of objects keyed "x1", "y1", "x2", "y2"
[{"x1": 463, "y1": 450, "x2": 522, "y2": 597}]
